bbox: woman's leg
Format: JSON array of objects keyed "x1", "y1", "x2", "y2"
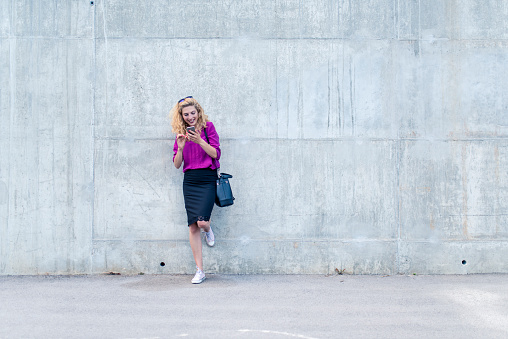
[
  {"x1": 198, "y1": 219, "x2": 214, "y2": 247},
  {"x1": 197, "y1": 220, "x2": 211, "y2": 232},
  {"x1": 189, "y1": 223, "x2": 203, "y2": 270}
]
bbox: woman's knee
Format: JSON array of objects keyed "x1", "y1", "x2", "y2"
[
  {"x1": 197, "y1": 220, "x2": 209, "y2": 229},
  {"x1": 189, "y1": 223, "x2": 200, "y2": 234}
]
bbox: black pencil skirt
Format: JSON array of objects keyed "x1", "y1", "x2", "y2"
[{"x1": 183, "y1": 168, "x2": 217, "y2": 226}]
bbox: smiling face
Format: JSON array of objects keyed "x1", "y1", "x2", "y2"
[{"x1": 181, "y1": 105, "x2": 198, "y2": 126}]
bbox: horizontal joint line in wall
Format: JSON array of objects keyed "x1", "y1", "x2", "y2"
[
  {"x1": 397, "y1": 38, "x2": 508, "y2": 43},
  {"x1": 95, "y1": 136, "x2": 508, "y2": 142},
  {"x1": 400, "y1": 239, "x2": 508, "y2": 243},
  {"x1": 96, "y1": 137, "x2": 169, "y2": 141},
  {"x1": 94, "y1": 136, "x2": 396, "y2": 142},
  {"x1": 93, "y1": 239, "x2": 189, "y2": 242},
  {"x1": 5, "y1": 36, "x2": 508, "y2": 43},
  {"x1": 92, "y1": 239, "x2": 397, "y2": 243},
  {"x1": 446, "y1": 214, "x2": 508, "y2": 217},
  {"x1": 400, "y1": 137, "x2": 508, "y2": 142},
  {"x1": 2, "y1": 36, "x2": 93, "y2": 40},
  {"x1": 91, "y1": 239, "x2": 508, "y2": 243},
  {"x1": 89, "y1": 37, "x2": 508, "y2": 43},
  {"x1": 92, "y1": 36, "x2": 380, "y2": 41}
]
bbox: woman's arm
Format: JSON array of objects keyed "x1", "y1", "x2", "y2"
[
  {"x1": 173, "y1": 134, "x2": 186, "y2": 168},
  {"x1": 199, "y1": 139, "x2": 218, "y2": 159},
  {"x1": 206, "y1": 122, "x2": 221, "y2": 160},
  {"x1": 173, "y1": 148, "x2": 184, "y2": 168},
  {"x1": 187, "y1": 130, "x2": 218, "y2": 158}
]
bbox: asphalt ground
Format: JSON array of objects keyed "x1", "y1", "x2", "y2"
[{"x1": 1, "y1": 274, "x2": 507, "y2": 339}]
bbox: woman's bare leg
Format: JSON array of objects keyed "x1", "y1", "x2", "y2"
[
  {"x1": 197, "y1": 220, "x2": 211, "y2": 232},
  {"x1": 189, "y1": 223, "x2": 203, "y2": 270}
]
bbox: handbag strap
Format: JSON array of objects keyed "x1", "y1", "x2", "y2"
[
  {"x1": 204, "y1": 127, "x2": 210, "y2": 144},
  {"x1": 204, "y1": 127, "x2": 221, "y2": 178}
]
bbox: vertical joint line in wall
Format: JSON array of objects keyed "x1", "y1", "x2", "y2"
[
  {"x1": 350, "y1": 62, "x2": 355, "y2": 136},
  {"x1": 101, "y1": 0, "x2": 109, "y2": 120},
  {"x1": 327, "y1": 59, "x2": 331, "y2": 132},
  {"x1": 337, "y1": 0, "x2": 340, "y2": 35},
  {"x1": 90, "y1": 0, "x2": 97, "y2": 273},
  {"x1": 286, "y1": 50, "x2": 290, "y2": 138},
  {"x1": 275, "y1": 41, "x2": 278, "y2": 139},
  {"x1": 6, "y1": 13, "x2": 17, "y2": 271},
  {"x1": 340, "y1": 44, "x2": 344, "y2": 134},
  {"x1": 337, "y1": 63, "x2": 341, "y2": 134},
  {"x1": 297, "y1": 70, "x2": 301, "y2": 139},
  {"x1": 348, "y1": 0, "x2": 352, "y2": 25},
  {"x1": 298, "y1": 0, "x2": 302, "y2": 38},
  {"x1": 494, "y1": 146, "x2": 500, "y2": 234},
  {"x1": 418, "y1": 0, "x2": 421, "y2": 57},
  {"x1": 395, "y1": 137, "x2": 402, "y2": 274},
  {"x1": 298, "y1": 58, "x2": 303, "y2": 139},
  {"x1": 395, "y1": 0, "x2": 399, "y2": 40},
  {"x1": 396, "y1": 138, "x2": 402, "y2": 274}
]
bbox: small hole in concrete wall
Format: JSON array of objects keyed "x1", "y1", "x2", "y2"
[
  {"x1": 462, "y1": 260, "x2": 467, "y2": 265},
  {"x1": 90, "y1": 1, "x2": 94, "y2": 5},
  {"x1": 160, "y1": 262, "x2": 165, "y2": 267}
]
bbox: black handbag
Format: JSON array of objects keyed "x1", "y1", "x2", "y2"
[
  {"x1": 204, "y1": 127, "x2": 235, "y2": 207},
  {"x1": 215, "y1": 173, "x2": 234, "y2": 207}
]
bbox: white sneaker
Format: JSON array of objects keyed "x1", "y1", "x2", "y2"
[
  {"x1": 191, "y1": 269, "x2": 206, "y2": 284},
  {"x1": 205, "y1": 227, "x2": 215, "y2": 247}
]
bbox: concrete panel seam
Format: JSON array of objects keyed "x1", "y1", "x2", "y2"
[
  {"x1": 396, "y1": 137, "x2": 402, "y2": 275},
  {"x1": 1, "y1": 37, "x2": 94, "y2": 40},
  {"x1": 88, "y1": 36, "x2": 508, "y2": 42},
  {"x1": 94, "y1": 136, "x2": 508, "y2": 142},
  {"x1": 92, "y1": 239, "x2": 398, "y2": 243},
  {"x1": 90, "y1": 0, "x2": 97, "y2": 274},
  {"x1": 402, "y1": 240, "x2": 508, "y2": 244}
]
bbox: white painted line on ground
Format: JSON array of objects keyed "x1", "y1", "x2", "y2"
[{"x1": 238, "y1": 329, "x2": 319, "y2": 339}]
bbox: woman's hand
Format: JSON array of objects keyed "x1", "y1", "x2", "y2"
[
  {"x1": 187, "y1": 130, "x2": 203, "y2": 145},
  {"x1": 176, "y1": 134, "x2": 187, "y2": 150}
]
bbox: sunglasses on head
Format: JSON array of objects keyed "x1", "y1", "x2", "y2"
[{"x1": 178, "y1": 96, "x2": 193, "y2": 103}]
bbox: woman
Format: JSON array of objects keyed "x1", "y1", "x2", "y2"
[{"x1": 171, "y1": 96, "x2": 220, "y2": 284}]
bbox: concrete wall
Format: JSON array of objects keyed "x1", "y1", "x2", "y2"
[{"x1": 1, "y1": 0, "x2": 507, "y2": 275}]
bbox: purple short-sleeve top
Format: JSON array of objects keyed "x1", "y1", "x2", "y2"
[{"x1": 173, "y1": 121, "x2": 221, "y2": 173}]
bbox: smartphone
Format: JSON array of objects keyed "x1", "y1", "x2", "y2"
[{"x1": 186, "y1": 126, "x2": 195, "y2": 133}]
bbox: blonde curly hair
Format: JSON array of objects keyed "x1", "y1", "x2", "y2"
[{"x1": 170, "y1": 97, "x2": 210, "y2": 135}]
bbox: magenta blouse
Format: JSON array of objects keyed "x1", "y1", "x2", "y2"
[{"x1": 173, "y1": 121, "x2": 221, "y2": 173}]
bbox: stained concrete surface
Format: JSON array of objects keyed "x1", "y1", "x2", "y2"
[
  {"x1": 2, "y1": 1, "x2": 508, "y2": 275},
  {"x1": 1, "y1": 274, "x2": 508, "y2": 338}
]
